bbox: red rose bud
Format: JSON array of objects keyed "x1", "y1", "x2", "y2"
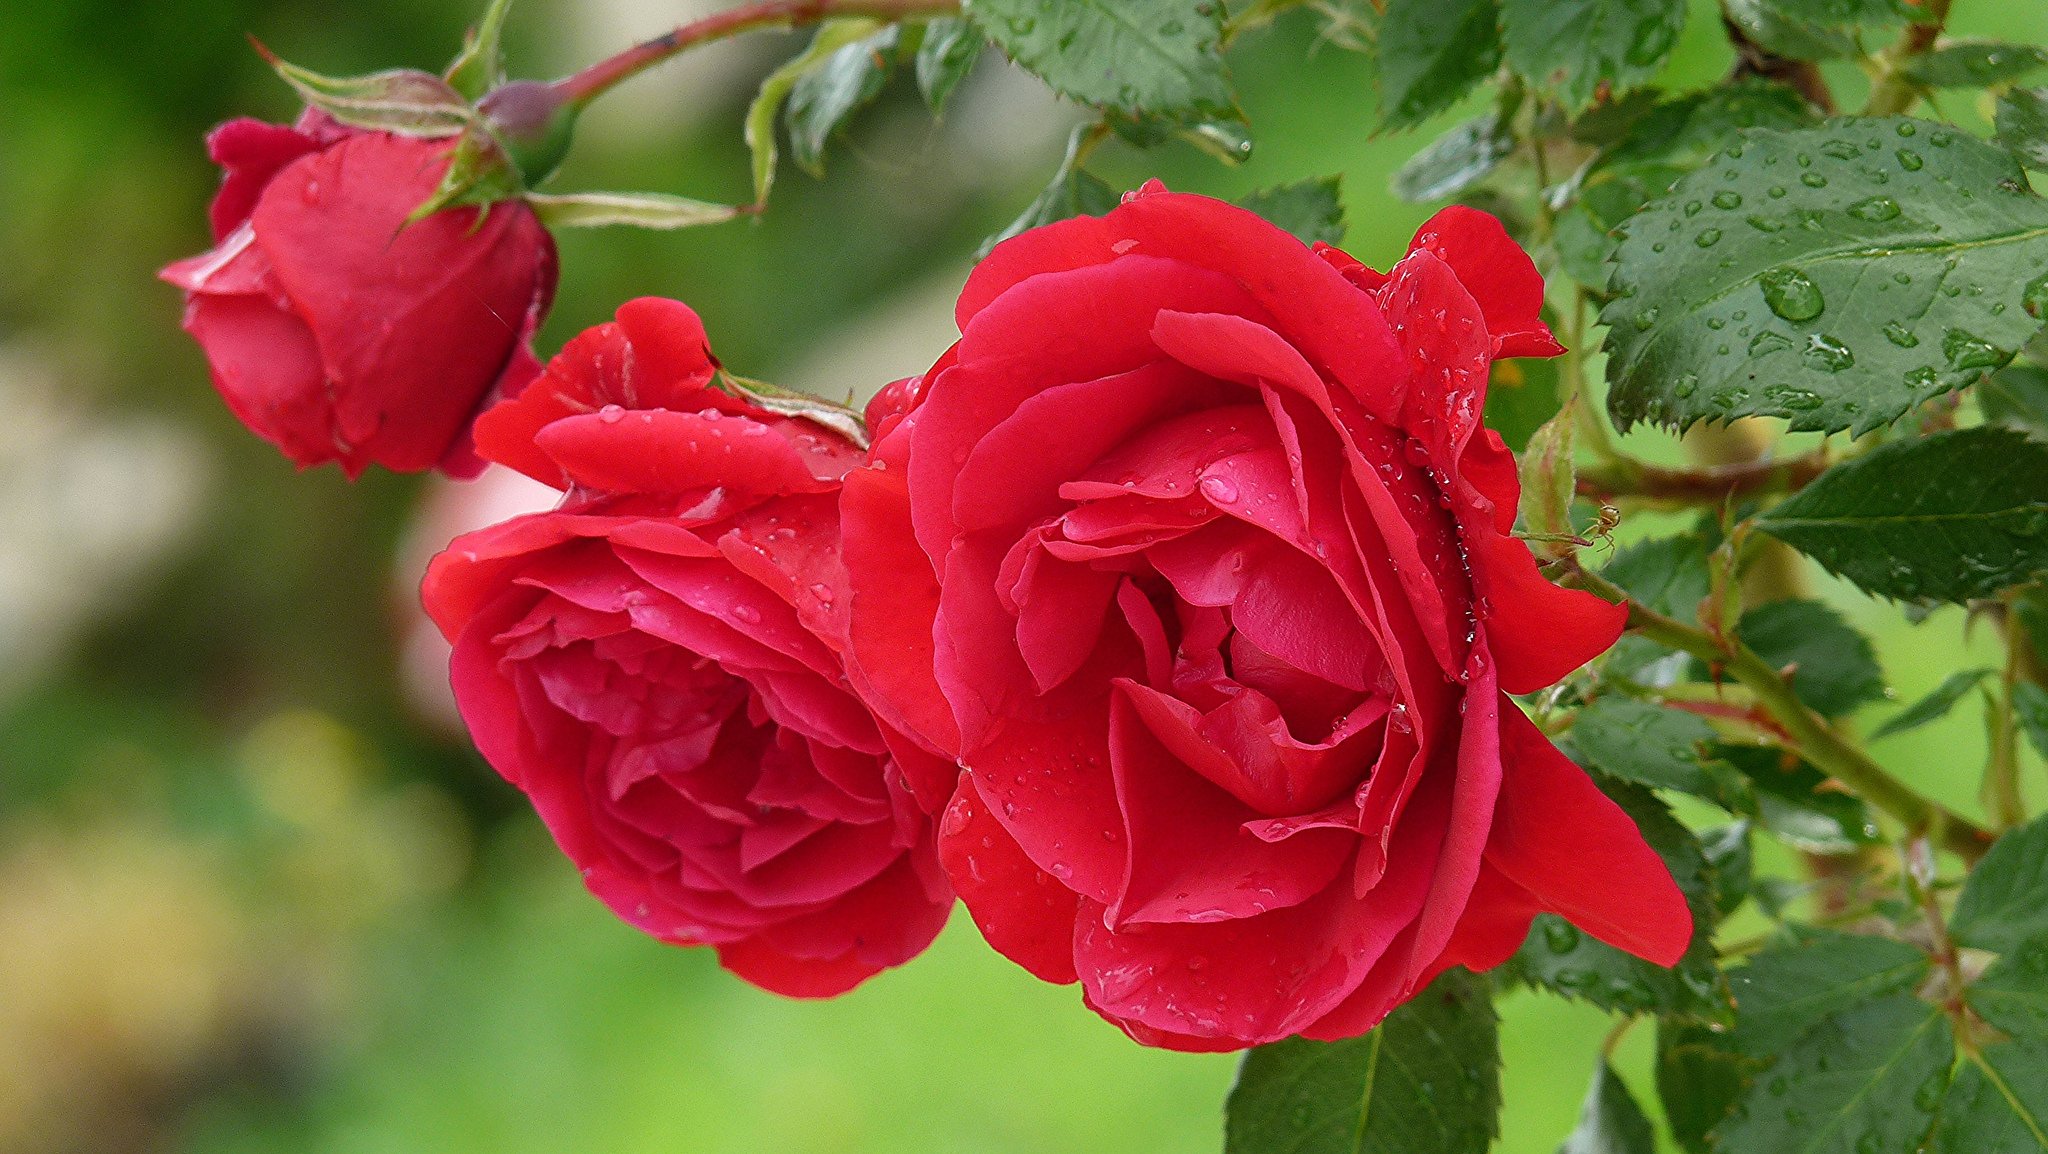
[
  {"x1": 840, "y1": 186, "x2": 1691, "y2": 1050},
  {"x1": 160, "y1": 113, "x2": 557, "y2": 477},
  {"x1": 423, "y1": 298, "x2": 953, "y2": 996}
]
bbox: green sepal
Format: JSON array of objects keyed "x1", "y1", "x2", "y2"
[
  {"x1": 524, "y1": 191, "x2": 747, "y2": 231},
  {"x1": 444, "y1": 0, "x2": 515, "y2": 100},
  {"x1": 717, "y1": 372, "x2": 869, "y2": 451},
  {"x1": 255, "y1": 43, "x2": 472, "y2": 137}
]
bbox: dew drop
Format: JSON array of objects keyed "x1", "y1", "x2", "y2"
[
  {"x1": 598, "y1": 404, "x2": 625, "y2": 424},
  {"x1": 1749, "y1": 329, "x2": 1796, "y2": 356},
  {"x1": 1801, "y1": 172, "x2": 1829, "y2": 188},
  {"x1": 1199, "y1": 475, "x2": 1240, "y2": 504},
  {"x1": 1760, "y1": 267, "x2": 1825, "y2": 321},
  {"x1": 1847, "y1": 196, "x2": 1901, "y2": 222},
  {"x1": 1801, "y1": 335, "x2": 1854, "y2": 373},
  {"x1": 1713, "y1": 190, "x2": 1744, "y2": 210},
  {"x1": 1942, "y1": 328, "x2": 2006, "y2": 372},
  {"x1": 1696, "y1": 228, "x2": 1723, "y2": 248}
]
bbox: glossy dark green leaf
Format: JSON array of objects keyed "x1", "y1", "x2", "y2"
[
  {"x1": 1224, "y1": 969, "x2": 1498, "y2": 1154},
  {"x1": 1723, "y1": 0, "x2": 1910, "y2": 62},
  {"x1": 1658, "y1": 1021, "x2": 1758, "y2": 1154},
  {"x1": 1391, "y1": 111, "x2": 1515, "y2": 202},
  {"x1": 1604, "y1": 531, "x2": 1714, "y2": 618},
  {"x1": 785, "y1": 25, "x2": 898, "y2": 175},
  {"x1": 1725, "y1": 927, "x2": 1931, "y2": 1056},
  {"x1": 970, "y1": 0, "x2": 1233, "y2": 118},
  {"x1": 1714, "y1": 995, "x2": 1952, "y2": 1154},
  {"x1": 1505, "y1": 777, "x2": 1730, "y2": 1022},
  {"x1": 1567, "y1": 697, "x2": 1741, "y2": 806},
  {"x1": 1756, "y1": 427, "x2": 2048, "y2": 604},
  {"x1": 1709, "y1": 742, "x2": 1883, "y2": 853},
  {"x1": 1603, "y1": 117, "x2": 2048, "y2": 436},
  {"x1": 1952, "y1": 812, "x2": 2048, "y2": 953},
  {"x1": 1501, "y1": 0, "x2": 1684, "y2": 111},
  {"x1": 1483, "y1": 355, "x2": 1562, "y2": 452},
  {"x1": 914, "y1": 18, "x2": 980, "y2": 113},
  {"x1": 1981, "y1": 363, "x2": 2048, "y2": 438},
  {"x1": 1904, "y1": 41, "x2": 2048, "y2": 89},
  {"x1": 1869, "y1": 668, "x2": 1995, "y2": 740},
  {"x1": 1235, "y1": 176, "x2": 1347, "y2": 246},
  {"x1": 1558, "y1": 1061, "x2": 1657, "y2": 1154},
  {"x1": 1928, "y1": 1039, "x2": 2048, "y2": 1153},
  {"x1": 2016, "y1": 680, "x2": 2048, "y2": 761},
  {"x1": 1997, "y1": 87, "x2": 2048, "y2": 170},
  {"x1": 1734, "y1": 599, "x2": 1886, "y2": 717},
  {"x1": 1970, "y1": 937, "x2": 2048, "y2": 1040},
  {"x1": 1377, "y1": 0, "x2": 1502, "y2": 131}
]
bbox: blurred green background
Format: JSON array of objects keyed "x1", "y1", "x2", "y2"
[{"x1": 1, "y1": 1, "x2": 2041, "y2": 1151}]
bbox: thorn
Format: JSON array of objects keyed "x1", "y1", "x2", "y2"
[{"x1": 246, "y1": 33, "x2": 282, "y2": 67}]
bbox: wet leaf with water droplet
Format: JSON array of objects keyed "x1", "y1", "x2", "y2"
[
  {"x1": 1952, "y1": 811, "x2": 2048, "y2": 953},
  {"x1": 1927, "y1": 1037, "x2": 2048, "y2": 1153},
  {"x1": 1715, "y1": 996, "x2": 1952, "y2": 1154},
  {"x1": 969, "y1": 0, "x2": 1233, "y2": 118},
  {"x1": 1500, "y1": 0, "x2": 1685, "y2": 111},
  {"x1": 1605, "y1": 117, "x2": 2048, "y2": 435},
  {"x1": 1377, "y1": 0, "x2": 1503, "y2": 130}
]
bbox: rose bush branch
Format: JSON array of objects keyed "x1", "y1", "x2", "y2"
[
  {"x1": 1575, "y1": 449, "x2": 1831, "y2": 504},
  {"x1": 1862, "y1": 0, "x2": 1956, "y2": 116},
  {"x1": 1565, "y1": 561, "x2": 1996, "y2": 864},
  {"x1": 551, "y1": 0, "x2": 959, "y2": 107}
]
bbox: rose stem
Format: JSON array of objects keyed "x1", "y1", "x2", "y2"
[
  {"x1": 1564, "y1": 561, "x2": 1997, "y2": 865},
  {"x1": 551, "y1": 0, "x2": 960, "y2": 109}
]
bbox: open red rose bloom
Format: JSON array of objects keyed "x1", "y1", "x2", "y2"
[
  {"x1": 422, "y1": 299, "x2": 951, "y2": 996},
  {"x1": 841, "y1": 188, "x2": 1691, "y2": 1049}
]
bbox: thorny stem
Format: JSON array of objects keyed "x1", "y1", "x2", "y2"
[
  {"x1": 1576, "y1": 449, "x2": 1830, "y2": 504},
  {"x1": 1562, "y1": 561, "x2": 1997, "y2": 864},
  {"x1": 1721, "y1": 13, "x2": 1836, "y2": 113},
  {"x1": 552, "y1": 0, "x2": 958, "y2": 107},
  {"x1": 1862, "y1": 0, "x2": 1956, "y2": 116}
]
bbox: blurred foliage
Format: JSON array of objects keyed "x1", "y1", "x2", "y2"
[{"x1": 1, "y1": 0, "x2": 2042, "y2": 1151}]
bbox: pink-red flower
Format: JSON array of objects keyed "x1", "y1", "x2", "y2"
[
  {"x1": 840, "y1": 186, "x2": 1690, "y2": 1049},
  {"x1": 162, "y1": 113, "x2": 557, "y2": 477},
  {"x1": 423, "y1": 298, "x2": 951, "y2": 996}
]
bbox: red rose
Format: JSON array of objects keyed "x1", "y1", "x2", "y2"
[
  {"x1": 841, "y1": 186, "x2": 1691, "y2": 1049},
  {"x1": 161, "y1": 113, "x2": 557, "y2": 477},
  {"x1": 423, "y1": 298, "x2": 951, "y2": 996}
]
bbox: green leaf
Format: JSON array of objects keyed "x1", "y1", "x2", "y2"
[
  {"x1": 1504, "y1": 776, "x2": 1731, "y2": 1022},
  {"x1": 1603, "y1": 530, "x2": 1713, "y2": 618},
  {"x1": 1722, "y1": 0, "x2": 1911, "y2": 62},
  {"x1": 522, "y1": 191, "x2": 745, "y2": 230},
  {"x1": 1709, "y1": 741, "x2": 1883, "y2": 853},
  {"x1": 1483, "y1": 355, "x2": 1561, "y2": 453},
  {"x1": 1969, "y1": 937, "x2": 2048, "y2": 1040},
  {"x1": 979, "y1": 124, "x2": 1119, "y2": 258},
  {"x1": 1518, "y1": 404, "x2": 1577, "y2": 557},
  {"x1": 1755, "y1": 427, "x2": 2048, "y2": 604},
  {"x1": 1724, "y1": 928, "x2": 1931, "y2": 1057},
  {"x1": 1224, "y1": 969, "x2": 1498, "y2": 1154},
  {"x1": 1558, "y1": 1061, "x2": 1657, "y2": 1154},
  {"x1": 744, "y1": 21, "x2": 881, "y2": 206},
  {"x1": 1870, "y1": 668, "x2": 1996, "y2": 739},
  {"x1": 1734, "y1": 599, "x2": 1886, "y2": 717},
  {"x1": 1981, "y1": 363, "x2": 2048, "y2": 438},
  {"x1": 444, "y1": 0, "x2": 514, "y2": 100},
  {"x1": 2016, "y1": 679, "x2": 2048, "y2": 762},
  {"x1": 1377, "y1": 0, "x2": 1502, "y2": 131},
  {"x1": 786, "y1": 24, "x2": 898, "y2": 176},
  {"x1": 1391, "y1": 110, "x2": 1516, "y2": 203},
  {"x1": 1603, "y1": 117, "x2": 2048, "y2": 436},
  {"x1": 1500, "y1": 0, "x2": 1684, "y2": 111},
  {"x1": 1903, "y1": 41, "x2": 2048, "y2": 89},
  {"x1": 716, "y1": 372, "x2": 868, "y2": 450},
  {"x1": 259, "y1": 53, "x2": 471, "y2": 136},
  {"x1": 1567, "y1": 697, "x2": 1742, "y2": 806},
  {"x1": 1952, "y1": 811, "x2": 2048, "y2": 953},
  {"x1": 1714, "y1": 995, "x2": 1952, "y2": 1154},
  {"x1": 968, "y1": 0, "x2": 1233, "y2": 119},
  {"x1": 1658, "y1": 1021, "x2": 1759, "y2": 1154},
  {"x1": 1929, "y1": 1040, "x2": 2048, "y2": 1153},
  {"x1": 1234, "y1": 176, "x2": 1348, "y2": 247},
  {"x1": 1996, "y1": 88, "x2": 2048, "y2": 170},
  {"x1": 914, "y1": 17, "x2": 980, "y2": 113}
]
